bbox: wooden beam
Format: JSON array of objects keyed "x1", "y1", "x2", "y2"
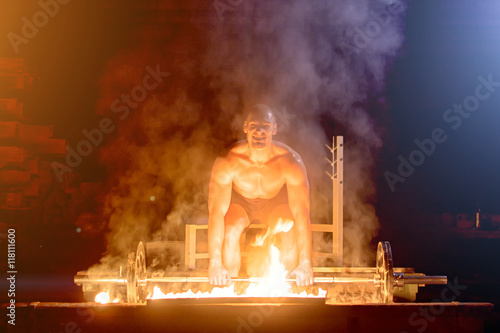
[{"x1": 331, "y1": 136, "x2": 344, "y2": 266}]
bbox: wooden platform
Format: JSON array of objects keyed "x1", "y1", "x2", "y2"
[{"x1": 1, "y1": 301, "x2": 494, "y2": 333}]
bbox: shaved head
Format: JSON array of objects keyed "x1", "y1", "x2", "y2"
[{"x1": 245, "y1": 104, "x2": 276, "y2": 124}]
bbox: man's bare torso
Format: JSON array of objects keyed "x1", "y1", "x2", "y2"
[{"x1": 223, "y1": 140, "x2": 299, "y2": 199}]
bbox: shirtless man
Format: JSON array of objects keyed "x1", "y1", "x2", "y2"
[{"x1": 208, "y1": 104, "x2": 314, "y2": 287}]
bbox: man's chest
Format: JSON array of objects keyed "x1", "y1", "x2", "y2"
[{"x1": 233, "y1": 163, "x2": 285, "y2": 196}]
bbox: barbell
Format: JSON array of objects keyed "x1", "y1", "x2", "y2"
[{"x1": 74, "y1": 241, "x2": 447, "y2": 304}]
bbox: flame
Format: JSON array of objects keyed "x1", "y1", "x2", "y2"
[
  {"x1": 244, "y1": 245, "x2": 291, "y2": 297},
  {"x1": 94, "y1": 291, "x2": 120, "y2": 304},
  {"x1": 148, "y1": 245, "x2": 326, "y2": 300},
  {"x1": 95, "y1": 292, "x2": 110, "y2": 304},
  {"x1": 253, "y1": 218, "x2": 294, "y2": 247},
  {"x1": 149, "y1": 284, "x2": 240, "y2": 299}
]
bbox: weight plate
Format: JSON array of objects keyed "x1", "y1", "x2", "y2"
[
  {"x1": 127, "y1": 241, "x2": 147, "y2": 304},
  {"x1": 376, "y1": 241, "x2": 394, "y2": 303}
]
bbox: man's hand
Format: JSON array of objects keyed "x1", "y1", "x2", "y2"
[
  {"x1": 209, "y1": 261, "x2": 232, "y2": 286},
  {"x1": 290, "y1": 260, "x2": 314, "y2": 287}
]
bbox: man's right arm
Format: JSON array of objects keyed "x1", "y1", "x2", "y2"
[{"x1": 208, "y1": 156, "x2": 233, "y2": 285}]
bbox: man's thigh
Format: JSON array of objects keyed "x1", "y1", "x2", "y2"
[
  {"x1": 224, "y1": 203, "x2": 250, "y2": 231},
  {"x1": 267, "y1": 204, "x2": 294, "y2": 229},
  {"x1": 268, "y1": 204, "x2": 298, "y2": 270}
]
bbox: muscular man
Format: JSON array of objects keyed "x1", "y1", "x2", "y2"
[{"x1": 208, "y1": 104, "x2": 314, "y2": 287}]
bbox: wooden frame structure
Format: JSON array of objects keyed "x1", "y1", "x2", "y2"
[{"x1": 325, "y1": 136, "x2": 343, "y2": 266}]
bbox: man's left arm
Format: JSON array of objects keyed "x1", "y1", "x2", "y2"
[{"x1": 284, "y1": 154, "x2": 314, "y2": 286}]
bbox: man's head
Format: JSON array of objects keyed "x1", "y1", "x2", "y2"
[{"x1": 243, "y1": 104, "x2": 277, "y2": 149}]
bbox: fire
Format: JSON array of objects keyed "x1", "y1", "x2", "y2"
[
  {"x1": 149, "y1": 284, "x2": 240, "y2": 299},
  {"x1": 147, "y1": 245, "x2": 326, "y2": 300},
  {"x1": 95, "y1": 291, "x2": 120, "y2": 304},
  {"x1": 244, "y1": 245, "x2": 292, "y2": 297},
  {"x1": 253, "y1": 218, "x2": 294, "y2": 246},
  {"x1": 95, "y1": 292, "x2": 110, "y2": 304}
]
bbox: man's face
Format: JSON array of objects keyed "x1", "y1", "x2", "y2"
[{"x1": 244, "y1": 111, "x2": 277, "y2": 149}]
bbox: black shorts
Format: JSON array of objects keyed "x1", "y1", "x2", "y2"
[{"x1": 230, "y1": 186, "x2": 289, "y2": 224}]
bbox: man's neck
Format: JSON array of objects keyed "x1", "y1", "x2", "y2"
[{"x1": 248, "y1": 143, "x2": 273, "y2": 165}]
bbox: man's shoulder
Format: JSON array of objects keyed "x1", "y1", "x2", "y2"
[
  {"x1": 223, "y1": 140, "x2": 248, "y2": 158},
  {"x1": 272, "y1": 141, "x2": 303, "y2": 164},
  {"x1": 273, "y1": 142, "x2": 308, "y2": 181},
  {"x1": 215, "y1": 141, "x2": 247, "y2": 163}
]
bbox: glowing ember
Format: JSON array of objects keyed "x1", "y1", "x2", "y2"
[
  {"x1": 95, "y1": 292, "x2": 110, "y2": 304},
  {"x1": 94, "y1": 291, "x2": 120, "y2": 304},
  {"x1": 148, "y1": 245, "x2": 326, "y2": 300}
]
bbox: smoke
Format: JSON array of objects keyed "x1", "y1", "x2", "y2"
[{"x1": 89, "y1": 0, "x2": 407, "y2": 272}]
